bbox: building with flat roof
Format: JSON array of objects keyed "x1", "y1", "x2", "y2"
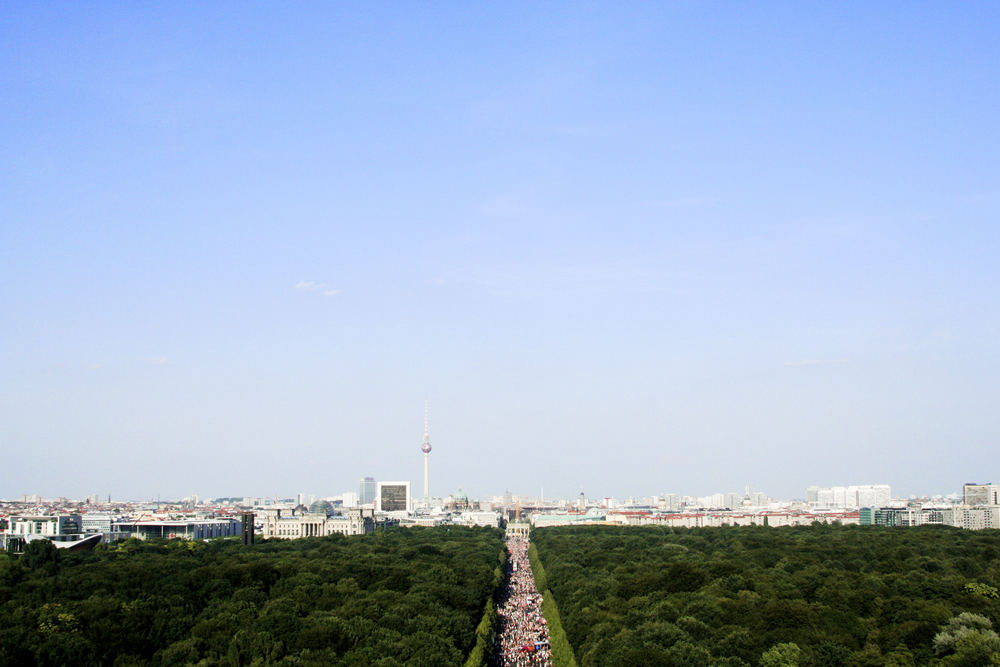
[
  {"x1": 376, "y1": 481, "x2": 411, "y2": 513},
  {"x1": 81, "y1": 513, "x2": 113, "y2": 534},
  {"x1": 859, "y1": 507, "x2": 945, "y2": 527},
  {"x1": 359, "y1": 477, "x2": 377, "y2": 506},
  {"x1": 114, "y1": 519, "x2": 240, "y2": 540},
  {"x1": 944, "y1": 506, "x2": 1000, "y2": 530},
  {"x1": 456, "y1": 511, "x2": 502, "y2": 528},
  {"x1": 963, "y1": 483, "x2": 1000, "y2": 506},
  {"x1": 531, "y1": 508, "x2": 607, "y2": 528},
  {"x1": 807, "y1": 485, "x2": 891, "y2": 509},
  {"x1": 7, "y1": 514, "x2": 81, "y2": 536}
]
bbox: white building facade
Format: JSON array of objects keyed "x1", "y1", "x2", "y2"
[
  {"x1": 963, "y1": 483, "x2": 1000, "y2": 506},
  {"x1": 944, "y1": 506, "x2": 1000, "y2": 530},
  {"x1": 807, "y1": 484, "x2": 891, "y2": 509},
  {"x1": 261, "y1": 508, "x2": 375, "y2": 539},
  {"x1": 7, "y1": 515, "x2": 81, "y2": 536}
]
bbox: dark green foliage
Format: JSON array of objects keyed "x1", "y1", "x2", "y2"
[
  {"x1": 528, "y1": 542, "x2": 579, "y2": 667},
  {"x1": 532, "y1": 525, "x2": 1000, "y2": 665},
  {"x1": 464, "y1": 548, "x2": 507, "y2": 667},
  {"x1": 22, "y1": 539, "x2": 61, "y2": 573},
  {"x1": 0, "y1": 527, "x2": 503, "y2": 666},
  {"x1": 463, "y1": 598, "x2": 496, "y2": 667}
]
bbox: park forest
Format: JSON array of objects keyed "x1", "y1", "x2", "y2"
[
  {"x1": 0, "y1": 526, "x2": 505, "y2": 666},
  {"x1": 2, "y1": 523, "x2": 1000, "y2": 665},
  {"x1": 531, "y1": 524, "x2": 1000, "y2": 666}
]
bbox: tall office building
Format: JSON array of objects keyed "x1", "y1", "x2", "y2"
[
  {"x1": 853, "y1": 485, "x2": 891, "y2": 507},
  {"x1": 359, "y1": 477, "x2": 376, "y2": 505},
  {"x1": 241, "y1": 512, "x2": 255, "y2": 545},
  {"x1": 964, "y1": 483, "x2": 1000, "y2": 506},
  {"x1": 376, "y1": 481, "x2": 411, "y2": 513}
]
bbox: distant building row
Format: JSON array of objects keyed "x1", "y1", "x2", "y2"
[
  {"x1": 530, "y1": 508, "x2": 862, "y2": 528},
  {"x1": 806, "y1": 485, "x2": 891, "y2": 509},
  {"x1": 1, "y1": 514, "x2": 242, "y2": 550},
  {"x1": 861, "y1": 505, "x2": 1000, "y2": 530}
]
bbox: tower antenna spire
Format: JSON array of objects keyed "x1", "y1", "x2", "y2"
[{"x1": 420, "y1": 400, "x2": 432, "y2": 505}]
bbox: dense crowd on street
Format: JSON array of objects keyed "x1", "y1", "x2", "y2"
[{"x1": 491, "y1": 535, "x2": 553, "y2": 666}]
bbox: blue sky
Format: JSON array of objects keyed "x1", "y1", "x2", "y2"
[{"x1": 2, "y1": 3, "x2": 998, "y2": 501}]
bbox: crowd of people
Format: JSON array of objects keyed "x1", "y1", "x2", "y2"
[{"x1": 491, "y1": 535, "x2": 553, "y2": 666}]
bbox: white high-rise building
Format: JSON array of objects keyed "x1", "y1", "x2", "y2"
[
  {"x1": 809, "y1": 484, "x2": 891, "y2": 508},
  {"x1": 964, "y1": 483, "x2": 1000, "y2": 506},
  {"x1": 699, "y1": 493, "x2": 726, "y2": 508},
  {"x1": 724, "y1": 493, "x2": 743, "y2": 508},
  {"x1": 851, "y1": 485, "x2": 891, "y2": 507}
]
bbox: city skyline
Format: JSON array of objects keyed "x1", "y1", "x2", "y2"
[
  {"x1": 2, "y1": 5, "x2": 998, "y2": 501},
  {"x1": 5, "y1": 477, "x2": 977, "y2": 507}
]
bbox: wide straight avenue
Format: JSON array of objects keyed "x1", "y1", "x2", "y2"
[{"x1": 492, "y1": 534, "x2": 553, "y2": 666}]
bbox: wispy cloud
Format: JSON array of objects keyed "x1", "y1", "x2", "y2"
[{"x1": 295, "y1": 281, "x2": 339, "y2": 297}]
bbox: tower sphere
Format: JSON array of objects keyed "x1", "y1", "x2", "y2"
[{"x1": 421, "y1": 441, "x2": 432, "y2": 454}]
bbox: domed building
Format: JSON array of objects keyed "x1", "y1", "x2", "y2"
[
  {"x1": 308, "y1": 499, "x2": 335, "y2": 517},
  {"x1": 446, "y1": 488, "x2": 472, "y2": 511},
  {"x1": 261, "y1": 505, "x2": 375, "y2": 539}
]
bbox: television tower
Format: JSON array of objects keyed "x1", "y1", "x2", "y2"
[{"x1": 420, "y1": 400, "x2": 432, "y2": 504}]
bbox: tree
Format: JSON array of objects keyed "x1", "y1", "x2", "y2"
[
  {"x1": 965, "y1": 582, "x2": 1000, "y2": 600},
  {"x1": 936, "y1": 622, "x2": 1000, "y2": 666},
  {"x1": 934, "y1": 613, "x2": 997, "y2": 657},
  {"x1": 883, "y1": 643, "x2": 915, "y2": 667},
  {"x1": 22, "y1": 539, "x2": 60, "y2": 572},
  {"x1": 813, "y1": 641, "x2": 851, "y2": 667},
  {"x1": 759, "y1": 642, "x2": 801, "y2": 667}
]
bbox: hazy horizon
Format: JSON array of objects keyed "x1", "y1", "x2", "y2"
[{"x1": 3, "y1": 4, "x2": 998, "y2": 503}]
